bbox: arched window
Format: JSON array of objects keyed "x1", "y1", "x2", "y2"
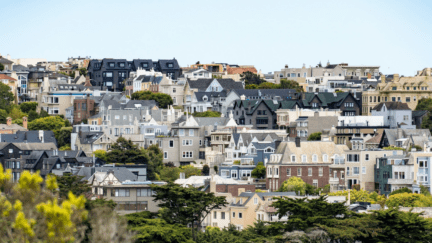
[
  {"x1": 323, "y1": 154, "x2": 328, "y2": 162},
  {"x1": 301, "y1": 155, "x2": 307, "y2": 162},
  {"x1": 312, "y1": 154, "x2": 318, "y2": 162}
]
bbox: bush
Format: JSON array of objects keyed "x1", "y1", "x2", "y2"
[
  {"x1": 307, "y1": 132, "x2": 321, "y2": 141},
  {"x1": 251, "y1": 162, "x2": 266, "y2": 179},
  {"x1": 279, "y1": 177, "x2": 306, "y2": 195},
  {"x1": 389, "y1": 187, "x2": 412, "y2": 196},
  {"x1": 192, "y1": 111, "x2": 221, "y2": 117}
]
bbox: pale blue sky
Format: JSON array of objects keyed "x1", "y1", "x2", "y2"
[{"x1": 1, "y1": 0, "x2": 431, "y2": 76}]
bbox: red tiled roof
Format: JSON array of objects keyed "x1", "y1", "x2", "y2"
[
  {"x1": 366, "y1": 133, "x2": 382, "y2": 144},
  {"x1": 0, "y1": 74, "x2": 16, "y2": 81},
  {"x1": 227, "y1": 67, "x2": 258, "y2": 75}
]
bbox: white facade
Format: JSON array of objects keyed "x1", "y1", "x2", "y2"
[
  {"x1": 338, "y1": 116, "x2": 385, "y2": 127},
  {"x1": 371, "y1": 104, "x2": 414, "y2": 129},
  {"x1": 183, "y1": 69, "x2": 212, "y2": 80}
]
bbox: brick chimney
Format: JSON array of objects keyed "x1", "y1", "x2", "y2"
[
  {"x1": 22, "y1": 116, "x2": 28, "y2": 130},
  {"x1": 6, "y1": 117, "x2": 11, "y2": 126}
]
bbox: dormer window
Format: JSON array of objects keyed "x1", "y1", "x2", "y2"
[
  {"x1": 167, "y1": 63, "x2": 174, "y2": 68},
  {"x1": 142, "y1": 63, "x2": 148, "y2": 68},
  {"x1": 119, "y1": 62, "x2": 125, "y2": 68},
  {"x1": 108, "y1": 62, "x2": 115, "y2": 68},
  {"x1": 203, "y1": 96, "x2": 208, "y2": 102}
]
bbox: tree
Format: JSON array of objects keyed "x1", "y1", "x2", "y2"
[
  {"x1": 28, "y1": 116, "x2": 67, "y2": 130},
  {"x1": 54, "y1": 127, "x2": 72, "y2": 148},
  {"x1": 39, "y1": 109, "x2": 49, "y2": 118},
  {"x1": 192, "y1": 111, "x2": 221, "y2": 117},
  {"x1": 0, "y1": 83, "x2": 14, "y2": 111},
  {"x1": 19, "y1": 102, "x2": 38, "y2": 113},
  {"x1": 279, "y1": 176, "x2": 306, "y2": 194},
  {"x1": 245, "y1": 84, "x2": 258, "y2": 89},
  {"x1": 202, "y1": 165, "x2": 210, "y2": 176},
  {"x1": 59, "y1": 145, "x2": 71, "y2": 151},
  {"x1": 159, "y1": 165, "x2": 181, "y2": 182},
  {"x1": 56, "y1": 174, "x2": 91, "y2": 198},
  {"x1": 327, "y1": 189, "x2": 386, "y2": 205},
  {"x1": 79, "y1": 68, "x2": 88, "y2": 76},
  {"x1": 257, "y1": 82, "x2": 277, "y2": 89},
  {"x1": 240, "y1": 71, "x2": 266, "y2": 85},
  {"x1": 106, "y1": 137, "x2": 147, "y2": 165},
  {"x1": 131, "y1": 91, "x2": 173, "y2": 108},
  {"x1": 213, "y1": 165, "x2": 218, "y2": 173},
  {"x1": 28, "y1": 110, "x2": 39, "y2": 122},
  {"x1": 416, "y1": 98, "x2": 432, "y2": 132},
  {"x1": 0, "y1": 109, "x2": 8, "y2": 123},
  {"x1": 279, "y1": 79, "x2": 304, "y2": 93},
  {"x1": 0, "y1": 63, "x2": 4, "y2": 71},
  {"x1": 180, "y1": 165, "x2": 202, "y2": 178},
  {"x1": 251, "y1": 162, "x2": 266, "y2": 178},
  {"x1": 93, "y1": 150, "x2": 108, "y2": 162},
  {"x1": 146, "y1": 144, "x2": 164, "y2": 180},
  {"x1": 388, "y1": 187, "x2": 412, "y2": 196},
  {"x1": 9, "y1": 106, "x2": 26, "y2": 120},
  {"x1": 307, "y1": 132, "x2": 322, "y2": 141},
  {"x1": 151, "y1": 183, "x2": 228, "y2": 241},
  {"x1": 386, "y1": 192, "x2": 432, "y2": 207}
]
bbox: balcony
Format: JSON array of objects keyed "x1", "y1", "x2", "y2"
[
  {"x1": 388, "y1": 179, "x2": 414, "y2": 185},
  {"x1": 330, "y1": 158, "x2": 345, "y2": 168},
  {"x1": 329, "y1": 177, "x2": 340, "y2": 184}
]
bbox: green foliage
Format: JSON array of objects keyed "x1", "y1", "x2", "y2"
[
  {"x1": 386, "y1": 192, "x2": 432, "y2": 207},
  {"x1": 279, "y1": 176, "x2": 306, "y2": 194},
  {"x1": 106, "y1": 137, "x2": 148, "y2": 165},
  {"x1": 28, "y1": 115, "x2": 67, "y2": 130},
  {"x1": 279, "y1": 78, "x2": 304, "y2": 93},
  {"x1": 240, "y1": 71, "x2": 265, "y2": 85},
  {"x1": 28, "y1": 110, "x2": 39, "y2": 122},
  {"x1": 416, "y1": 98, "x2": 432, "y2": 132},
  {"x1": 39, "y1": 109, "x2": 49, "y2": 118},
  {"x1": 54, "y1": 127, "x2": 72, "y2": 148},
  {"x1": 93, "y1": 150, "x2": 108, "y2": 161},
  {"x1": 307, "y1": 132, "x2": 322, "y2": 141},
  {"x1": 59, "y1": 145, "x2": 71, "y2": 151},
  {"x1": 352, "y1": 184, "x2": 361, "y2": 191},
  {"x1": 12, "y1": 118, "x2": 22, "y2": 126},
  {"x1": 421, "y1": 184, "x2": 431, "y2": 196},
  {"x1": 389, "y1": 187, "x2": 412, "y2": 196},
  {"x1": 151, "y1": 183, "x2": 228, "y2": 241},
  {"x1": 146, "y1": 144, "x2": 164, "y2": 180},
  {"x1": 409, "y1": 144, "x2": 423, "y2": 151},
  {"x1": 131, "y1": 91, "x2": 173, "y2": 108},
  {"x1": 251, "y1": 162, "x2": 266, "y2": 178},
  {"x1": 159, "y1": 166, "x2": 181, "y2": 182},
  {"x1": 0, "y1": 109, "x2": 7, "y2": 123},
  {"x1": 233, "y1": 160, "x2": 240, "y2": 165},
  {"x1": 56, "y1": 174, "x2": 91, "y2": 198},
  {"x1": 180, "y1": 165, "x2": 202, "y2": 178},
  {"x1": 9, "y1": 106, "x2": 26, "y2": 120},
  {"x1": 19, "y1": 102, "x2": 38, "y2": 113},
  {"x1": 244, "y1": 79, "x2": 303, "y2": 93},
  {"x1": 245, "y1": 84, "x2": 258, "y2": 89},
  {"x1": 0, "y1": 83, "x2": 14, "y2": 111},
  {"x1": 192, "y1": 111, "x2": 221, "y2": 117},
  {"x1": 213, "y1": 165, "x2": 218, "y2": 173},
  {"x1": 128, "y1": 217, "x2": 193, "y2": 243},
  {"x1": 327, "y1": 189, "x2": 386, "y2": 205},
  {"x1": 202, "y1": 165, "x2": 210, "y2": 176},
  {"x1": 79, "y1": 68, "x2": 88, "y2": 76},
  {"x1": 383, "y1": 146, "x2": 404, "y2": 150},
  {"x1": 85, "y1": 198, "x2": 117, "y2": 211},
  {"x1": 0, "y1": 63, "x2": 4, "y2": 71}
]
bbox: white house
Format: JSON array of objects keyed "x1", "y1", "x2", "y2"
[{"x1": 371, "y1": 102, "x2": 414, "y2": 129}]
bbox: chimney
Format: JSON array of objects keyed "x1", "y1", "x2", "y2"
[
  {"x1": 426, "y1": 68, "x2": 431, "y2": 77},
  {"x1": 397, "y1": 128, "x2": 403, "y2": 139},
  {"x1": 39, "y1": 130, "x2": 44, "y2": 143},
  {"x1": 240, "y1": 94, "x2": 246, "y2": 100},
  {"x1": 22, "y1": 116, "x2": 28, "y2": 130},
  {"x1": 393, "y1": 74, "x2": 400, "y2": 83},
  {"x1": 6, "y1": 117, "x2": 11, "y2": 126},
  {"x1": 295, "y1": 137, "x2": 301, "y2": 147},
  {"x1": 210, "y1": 175, "x2": 216, "y2": 193}
]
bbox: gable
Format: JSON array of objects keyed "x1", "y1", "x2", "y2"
[{"x1": 205, "y1": 79, "x2": 223, "y2": 92}]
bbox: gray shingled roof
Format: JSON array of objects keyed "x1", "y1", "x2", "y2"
[
  {"x1": 78, "y1": 167, "x2": 138, "y2": 182},
  {"x1": 373, "y1": 102, "x2": 411, "y2": 111},
  {"x1": 194, "y1": 90, "x2": 228, "y2": 101},
  {"x1": 188, "y1": 79, "x2": 243, "y2": 92},
  {"x1": 0, "y1": 131, "x2": 57, "y2": 145},
  {"x1": 194, "y1": 117, "x2": 230, "y2": 126}
]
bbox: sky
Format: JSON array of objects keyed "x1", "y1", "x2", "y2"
[{"x1": 1, "y1": 0, "x2": 431, "y2": 76}]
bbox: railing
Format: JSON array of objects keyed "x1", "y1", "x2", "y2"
[
  {"x1": 329, "y1": 177, "x2": 339, "y2": 183},
  {"x1": 333, "y1": 159, "x2": 345, "y2": 164},
  {"x1": 388, "y1": 179, "x2": 414, "y2": 184}
]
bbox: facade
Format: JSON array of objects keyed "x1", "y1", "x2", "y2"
[
  {"x1": 290, "y1": 113, "x2": 338, "y2": 139},
  {"x1": 301, "y1": 92, "x2": 362, "y2": 116},
  {"x1": 0, "y1": 117, "x2": 27, "y2": 134},
  {"x1": 371, "y1": 102, "x2": 414, "y2": 129},
  {"x1": 266, "y1": 138, "x2": 348, "y2": 191},
  {"x1": 276, "y1": 107, "x2": 341, "y2": 130},
  {"x1": 362, "y1": 69, "x2": 432, "y2": 115}
]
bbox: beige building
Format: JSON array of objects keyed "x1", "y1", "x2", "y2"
[
  {"x1": 276, "y1": 107, "x2": 341, "y2": 129},
  {"x1": 362, "y1": 68, "x2": 432, "y2": 115},
  {"x1": 158, "y1": 77, "x2": 185, "y2": 107}
]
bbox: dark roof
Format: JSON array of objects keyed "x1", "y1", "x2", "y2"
[
  {"x1": 188, "y1": 79, "x2": 243, "y2": 92},
  {"x1": 0, "y1": 131, "x2": 57, "y2": 145},
  {"x1": 302, "y1": 92, "x2": 359, "y2": 108},
  {"x1": 122, "y1": 100, "x2": 157, "y2": 109},
  {"x1": 78, "y1": 167, "x2": 138, "y2": 182},
  {"x1": 194, "y1": 91, "x2": 228, "y2": 101},
  {"x1": 372, "y1": 102, "x2": 411, "y2": 111},
  {"x1": 12, "y1": 64, "x2": 29, "y2": 72},
  {"x1": 0, "y1": 57, "x2": 13, "y2": 64},
  {"x1": 412, "y1": 110, "x2": 429, "y2": 118},
  {"x1": 232, "y1": 89, "x2": 296, "y2": 99},
  {"x1": 79, "y1": 132, "x2": 103, "y2": 144},
  {"x1": 234, "y1": 99, "x2": 301, "y2": 115}
]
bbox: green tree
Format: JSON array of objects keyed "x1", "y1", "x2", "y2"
[
  {"x1": 279, "y1": 176, "x2": 306, "y2": 194},
  {"x1": 39, "y1": 109, "x2": 49, "y2": 118},
  {"x1": 131, "y1": 91, "x2": 173, "y2": 108},
  {"x1": 202, "y1": 165, "x2": 210, "y2": 176},
  {"x1": 93, "y1": 149, "x2": 108, "y2": 162},
  {"x1": 0, "y1": 83, "x2": 14, "y2": 111},
  {"x1": 151, "y1": 183, "x2": 228, "y2": 241},
  {"x1": 257, "y1": 82, "x2": 277, "y2": 89},
  {"x1": 106, "y1": 137, "x2": 147, "y2": 165},
  {"x1": 279, "y1": 79, "x2": 304, "y2": 93},
  {"x1": 9, "y1": 106, "x2": 26, "y2": 120},
  {"x1": 213, "y1": 165, "x2": 218, "y2": 173},
  {"x1": 416, "y1": 98, "x2": 432, "y2": 132},
  {"x1": 28, "y1": 110, "x2": 39, "y2": 122},
  {"x1": 19, "y1": 102, "x2": 38, "y2": 113},
  {"x1": 307, "y1": 132, "x2": 322, "y2": 141},
  {"x1": 59, "y1": 145, "x2": 71, "y2": 151},
  {"x1": 159, "y1": 166, "x2": 181, "y2": 182},
  {"x1": 251, "y1": 162, "x2": 266, "y2": 178},
  {"x1": 28, "y1": 116, "x2": 67, "y2": 130},
  {"x1": 56, "y1": 174, "x2": 91, "y2": 198},
  {"x1": 79, "y1": 68, "x2": 88, "y2": 76},
  {"x1": 245, "y1": 84, "x2": 258, "y2": 89},
  {"x1": 0, "y1": 63, "x2": 4, "y2": 71},
  {"x1": 388, "y1": 187, "x2": 412, "y2": 196},
  {"x1": 192, "y1": 111, "x2": 221, "y2": 117},
  {"x1": 54, "y1": 127, "x2": 72, "y2": 148},
  {"x1": 146, "y1": 144, "x2": 164, "y2": 180},
  {"x1": 0, "y1": 109, "x2": 7, "y2": 123},
  {"x1": 180, "y1": 165, "x2": 202, "y2": 178},
  {"x1": 240, "y1": 71, "x2": 266, "y2": 85}
]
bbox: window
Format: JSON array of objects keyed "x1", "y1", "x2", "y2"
[
  {"x1": 214, "y1": 212, "x2": 217, "y2": 219},
  {"x1": 365, "y1": 154, "x2": 369, "y2": 161},
  {"x1": 406, "y1": 97, "x2": 411, "y2": 102},
  {"x1": 179, "y1": 129, "x2": 185, "y2": 136},
  {"x1": 137, "y1": 188, "x2": 152, "y2": 197},
  {"x1": 114, "y1": 189, "x2": 130, "y2": 197},
  {"x1": 182, "y1": 151, "x2": 193, "y2": 158},
  {"x1": 108, "y1": 62, "x2": 115, "y2": 68},
  {"x1": 362, "y1": 167, "x2": 366, "y2": 174},
  {"x1": 301, "y1": 155, "x2": 307, "y2": 162},
  {"x1": 353, "y1": 167, "x2": 360, "y2": 175},
  {"x1": 313, "y1": 179, "x2": 318, "y2": 188},
  {"x1": 119, "y1": 62, "x2": 125, "y2": 67},
  {"x1": 287, "y1": 168, "x2": 291, "y2": 176},
  {"x1": 9, "y1": 149, "x2": 13, "y2": 154},
  {"x1": 221, "y1": 212, "x2": 225, "y2": 219},
  {"x1": 189, "y1": 130, "x2": 194, "y2": 136},
  {"x1": 182, "y1": 140, "x2": 193, "y2": 146},
  {"x1": 169, "y1": 140, "x2": 174, "y2": 147},
  {"x1": 347, "y1": 167, "x2": 350, "y2": 176},
  {"x1": 231, "y1": 170, "x2": 238, "y2": 179},
  {"x1": 103, "y1": 72, "x2": 113, "y2": 78},
  {"x1": 164, "y1": 152, "x2": 168, "y2": 159},
  {"x1": 308, "y1": 168, "x2": 312, "y2": 176},
  {"x1": 323, "y1": 154, "x2": 328, "y2": 162},
  {"x1": 115, "y1": 115, "x2": 120, "y2": 120},
  {"x1": 319, "y1": 167, "x2": 323, "y2": 176},
  {"x1": 239, "y1": 213, "x2": 243, "y2": 219},
  {"x1": 232, "y1": 212, "x2": 235, "y2": 218},
  {"x1": 254, "y1": 197, "x2": 258, "y2": 204},
  {"x1": 297, "y1": 168, "x2": 302, "y2": 176},
  {"x1": 291, "y1": 155, "x2": 296, "y2": 162},
  {"x1": 312, "y1": 154, "x2": 318, "y2": 162}
]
